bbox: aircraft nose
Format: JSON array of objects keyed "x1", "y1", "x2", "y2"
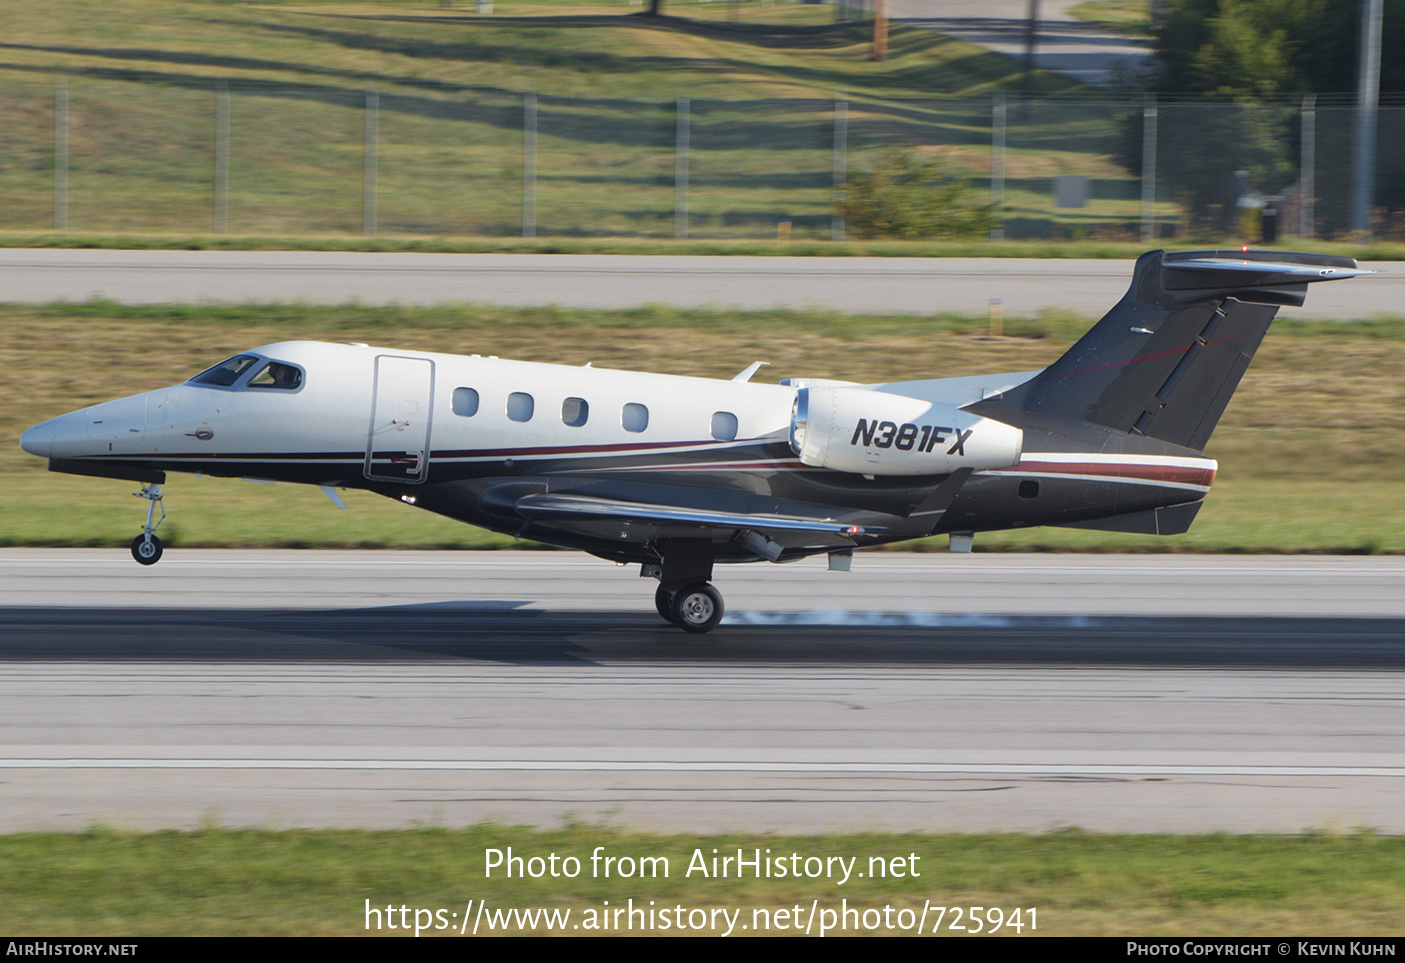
[
  {"x1": 19, "y1": 409, "x2": 93, "y2": 460},
  {"x1": 18, "y1": 420, "x2": 54, "y2": 459}
]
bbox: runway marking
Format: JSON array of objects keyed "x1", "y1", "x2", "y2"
[
  {"x1": 1, "y1": 759, "x2": 1401, "y2": 777},
  {"x1": 724, "y1": 612, "x2": 1095, "y2": 627}
]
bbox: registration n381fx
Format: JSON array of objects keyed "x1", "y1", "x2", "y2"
[{"x1": 18, "y1": 249, "x2": 1367, "y2": 632}]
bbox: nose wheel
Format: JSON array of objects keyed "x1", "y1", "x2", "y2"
[
  {"x1": 131, "y1": 534, "x2": 163, "y2": 565},
  {"x1": 130, "y1": 484, "x2": 166, "y2": 566}
]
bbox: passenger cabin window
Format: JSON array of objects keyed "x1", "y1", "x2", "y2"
[
  {"x1": 622, "y1": 403, "x2": 648, "y2": 433},
  {"x1": 507, "y1": 392, "x2": 535, "y2": 422},
  {"x1": 711, "y1": 411, "x2": 738, "y2": 442},
  {"x1": 562, "y1": 397, "x2": 588, "y2": 427},
  {"x1": 452, "y1": 387, "x2": 480, "y2": 417},
  {"x1": 188, "y1": 354, "x2": 259, "y2": 387},
  {"x1": 247, "y1": 362, "x2": 302, "y2": 390}
]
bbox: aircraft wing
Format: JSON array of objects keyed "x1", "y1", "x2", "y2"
[{"x1": 512, "y1": 493, "x2": 883, "y2": 535}]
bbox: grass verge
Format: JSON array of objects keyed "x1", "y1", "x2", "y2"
[
  {"x1": 4, "y1": 233, "x2": 1405, "y2": 260},
  {"x1": 3, "y1": 827, "x2": 1403, "y2": 936}
]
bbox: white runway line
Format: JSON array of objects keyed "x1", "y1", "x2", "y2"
[
  {"x1": 1, "y1": 758, "x2": 1402, "y2": 777},
  {"x1": 726, "y1": 612, "x2": 1096, "y2": 627}
]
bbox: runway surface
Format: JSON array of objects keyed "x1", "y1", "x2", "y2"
[
  {"x1": 1, "y1": 550, "x2": 1402, "y2": 834},
  {"x1": 2, "y1": 250, "x2": 1400, "y2": 318}
]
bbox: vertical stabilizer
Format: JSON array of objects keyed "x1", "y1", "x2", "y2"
[{"x1": 968, "y1": 249, "x2": 1365, "y2": 451}]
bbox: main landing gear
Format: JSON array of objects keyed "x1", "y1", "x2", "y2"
[
  {"x1": 130, "y1": 484, "x2": 165, "y2": 566},
  {"x1": 646, "y1": 539, "x2": 724, "y2": 634},
  {"x1": 654, "y1": 582, "x2": 724, "y2": 634}
]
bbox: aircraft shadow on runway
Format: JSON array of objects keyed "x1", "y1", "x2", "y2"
[{"x1": 2, "y1": 605, "x2": 1404, "y2": 667}]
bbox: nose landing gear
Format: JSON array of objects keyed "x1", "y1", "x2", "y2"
[{"x1": 130, "y1": 484, "x2": 165, "y2": 566}]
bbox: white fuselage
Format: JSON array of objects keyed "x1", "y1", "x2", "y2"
[{"x1": 24, "y1": 341, "x2": 803, "y2": 480}]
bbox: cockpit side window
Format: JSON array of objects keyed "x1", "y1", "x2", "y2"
[
  {"x1": 188, "y1": 354, "x2": 260, "y2": 387},
  {"x1": 247, "y1": 361, "x2": 303, "y2": 390}
]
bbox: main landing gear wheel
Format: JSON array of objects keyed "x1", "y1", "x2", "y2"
[
  {"x1": 131, "y1": 534, "x2": 163, "y2": 566},
  {"x1": 654, "y1": 585, "x2": 679, "y2": 624},
  {"x1": 671, "y1": 582, "x2": 724, "y2": 634}
]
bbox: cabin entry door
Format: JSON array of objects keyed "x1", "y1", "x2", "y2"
[{"x1": 364, "y1": 355, "x2": 434, "y2": 483}]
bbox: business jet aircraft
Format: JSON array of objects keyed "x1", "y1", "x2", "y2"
[{"x1": 19, "y1": 249, "x2": 1366, "y2": 632}]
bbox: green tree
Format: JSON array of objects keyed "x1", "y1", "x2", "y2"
[
  {"x1": 838, "y1": 150, "x2": 995, "y2": 240},
  {"x1": 1150, "y1": 0, "x2": 1404, "y2": 95}
]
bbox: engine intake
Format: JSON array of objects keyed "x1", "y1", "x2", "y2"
[{"x1": 791, "y1": 386, "x2": 1022, "y2": 476}]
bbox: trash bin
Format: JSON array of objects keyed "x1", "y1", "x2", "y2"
[{"x1": 1261, "y1": 205, "x2": 1278, "y2": 243}]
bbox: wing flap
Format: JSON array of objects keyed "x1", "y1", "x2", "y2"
[{"x1": 513, "y1": 493, "x2": 879, "y2": 535}]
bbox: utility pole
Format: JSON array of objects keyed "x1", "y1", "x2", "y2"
[
  {"x1": 872, "y1": 0, "x2": 888, "y2": 61},
  {"x1": 1022, "y1": 0, "x2": 1040, "y2": 101},
  {"x1": 1351, "y1": 0, "x2": 1382, "y2": 236}
]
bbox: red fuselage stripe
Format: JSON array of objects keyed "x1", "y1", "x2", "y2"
[{"x1": 993, "y1": 461, "x2": 1216, "y2": 487}]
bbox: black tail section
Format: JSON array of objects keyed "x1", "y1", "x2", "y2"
[{"x1": 969, "y1": 249, "x2": 1363, "y2": 452}]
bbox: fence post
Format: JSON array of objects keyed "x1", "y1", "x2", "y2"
[
  {"x1": 215, "y1": 82, "x2": 229, "y2": 234},
  {"x1": 54, "y1": 83, "x2": 68, "y2": 231},
  {"x1": 832, "y1": 97, "x2": 847, "y2": 241},
  {"x1": 990, "y1": 92, "x2": 1005, "y2": 241},
  {"x1": 1140, "y1": 93, "x2": 1157, "y2": 244},
  {"x1": 675, "y1": 96, "x2": 689, "y2": 239},
  {"x1": 1300, "y1": 94, "x2": 1315, "y2": 239},
  {"x1": 523, "y1": 92, "x2": 537, "y2": 238},
  {"x1": 363, "y1": 92, "x2": 379, "y2": 236}
]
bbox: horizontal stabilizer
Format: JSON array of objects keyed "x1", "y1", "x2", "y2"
[{"x1": 1157, "y1": 250, "x2": 1370, "y2": 307}]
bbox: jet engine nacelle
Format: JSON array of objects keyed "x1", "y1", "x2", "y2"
[{"x1": 790, "y1": 386, "x2": 1023, "y2": 476}]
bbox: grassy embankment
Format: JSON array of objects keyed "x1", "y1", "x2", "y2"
[
  {"x1": 3, "y1": 827, "x2": 1404, "y2": 935},
  {"x1": 1068, "y1": 0, "x2": 1154, "y2": 37},
  {"x1": 2, "y1": 301, "x2": 1401, "y2": 553},
  {"x1": 0, "y1": 0, "x2": 1187, "y2": 244}
]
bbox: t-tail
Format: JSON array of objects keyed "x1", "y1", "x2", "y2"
[
  {"x1": 959, "y1": 249, "x2": 1368, "y2": 538},
  {"x1": 969, "y1": 249, "x2": 1368, "y2": 452}
]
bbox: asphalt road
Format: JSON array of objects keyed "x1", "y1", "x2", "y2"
[
  {"x1": 2, "y1": 550, "x2": 1402, "y2": 833},
  {"x1": 891, "y1": 0, "x2": 1151, "y2": 88},
  {"x1": 2, "y1": 250, "x2": 1401, "y2": 318}
]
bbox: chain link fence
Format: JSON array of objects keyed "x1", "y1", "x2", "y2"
[{"x1": 1, "y1": 83, "x2": 1401, "y2": 241}]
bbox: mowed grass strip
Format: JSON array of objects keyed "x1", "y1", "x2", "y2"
[
  {"x1": 2, "y1": 828, "x2": 1403, "y2": 935},
  {"x1": 6, "y1": 233, "x2": 1405, "y2": 260},
  {"x1": 2, "y1": 301, "x2": 1402, "y2": 553}
]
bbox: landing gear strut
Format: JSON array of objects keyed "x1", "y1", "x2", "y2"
[
  {"x1": 647, "y1": 539, "x2": 724, "y2": 633},
  {"x1": 130, "y1": 484, "x2": 165, "y2": 566}
]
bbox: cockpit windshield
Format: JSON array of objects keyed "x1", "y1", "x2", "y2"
[
  {"x1": 188, "y1": 354, "x2": 260, "y2": 387},
  {"x1": 247, "y1": 362, "x2": 302, "y2": 390}
]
